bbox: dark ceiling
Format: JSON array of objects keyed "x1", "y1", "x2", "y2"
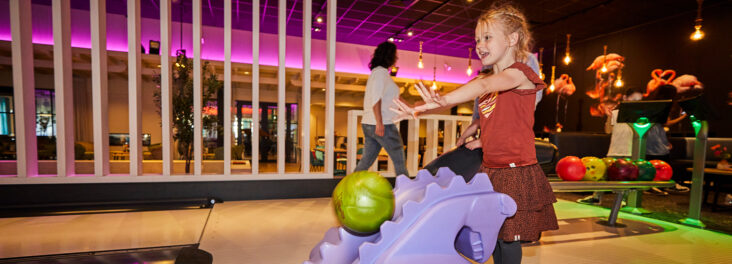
[{"x1": 34, "y1": 0, "x2": 726, "y2": 58}]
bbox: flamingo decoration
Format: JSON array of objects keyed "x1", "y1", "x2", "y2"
[{"x1": 645, "y1": 69, "x2": 676, "y2": 97}]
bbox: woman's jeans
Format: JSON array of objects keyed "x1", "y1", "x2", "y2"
[{"x1": 354, "y1": 124, "x2": 409, "y2": 177}]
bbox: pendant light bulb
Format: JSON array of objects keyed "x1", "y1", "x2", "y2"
[
  {"x1": 538, "y1": 47, "x2": 545, "y2": 80},
  {"x1": 549, "y1": 65, "x2": 556, "y2": 93},
  {"x1": 563, "y1": 34, "x2": 572, "y2": 65},
  {"x1": 691, "y1": 25, "x2": 704, "y2": 40},
  {"x1": 418, "y1": 41, "x2": 424, "y2": 69},
  {"x1": 691, "y1": 0, "x2": 705, "y2": 41},
  {"x1": 615, "y1": 69, "x2": 624, "y2": 87},
  {"x1": 467, "y1": 48, "x2": 473, "y2": 76}
]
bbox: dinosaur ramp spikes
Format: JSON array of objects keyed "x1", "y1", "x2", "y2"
[
  {"x1": 468, "y1": 172, "x2": 494, "y2": 191},
  {"x1": 446, "y1": 172, "x2": 468, "y2": 189},
  {"x1": 392, "y1": 170, "x2": 439, "y2": 220},
  {"x1": 435, "y1": 167, "x2": 458, "y2": 186},
  {"x1": 393, "y1": 175, "x2": 411, "y2": 192},
  {"x1": 304, "y1": 168, "x2": 515, "y2": 264},
  {"x1": 303, "y1": 227, "x2": 379, "y2": 264},
  {"x1": 400, "y1": 200, "x2": 421, "y2": 220}
]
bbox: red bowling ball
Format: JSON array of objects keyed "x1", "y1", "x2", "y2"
[
  {"x1": 650, "y1": 160, "x2": 673, "y2": 181},
  {"x1": 556, "y1": 156, "x2": 586, "y2": 181},
  {"x1": 607, "y1": 159, "x2": 639, "y2": 181}
]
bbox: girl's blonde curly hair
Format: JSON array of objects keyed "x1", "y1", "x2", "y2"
[{"x1": 477, "y1": 2, "x2": 533, "y2": 63}]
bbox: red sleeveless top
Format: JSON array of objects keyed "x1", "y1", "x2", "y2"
[{"x1": 478, "y1": 62, "x2": 546, "y2": 168}]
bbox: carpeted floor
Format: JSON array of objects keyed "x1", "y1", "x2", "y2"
[{"x1": 554, "y1": 190, "x2": 732, "y2": 235}]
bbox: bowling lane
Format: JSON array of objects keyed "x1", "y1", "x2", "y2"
[
  {"x1": 0, "y1": 209, "x2": 209, "y2": 259},
  {"x1": 199, "y1": 198, "x2": 732, "y2": 264}
]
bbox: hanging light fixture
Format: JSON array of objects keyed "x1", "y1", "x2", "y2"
[
  {"x1": 549, "y1": 66, "x2": 556, "y2": 92},
  {"x1": 600, "y1": 45, "x2": 608, "y2": 73},
  {"x1": 563, "y1": 34, "x2": 572, "y2": 65},
  {"x1": 615, "y1": 69, "x2": 623, "y2": 88},
  {"x1": 431, "y1": 65, "x2": 438, "y2": 90},
  {"x1": 538, "y1": 47, "x2": 545, "y2": 80},
  {"x1": 418, "y1": 41, "x2": 424, "y2": 69},
  {"x1": 690, "y1": 0, "x2": 705, "y2": 41},
  {"x1": 466, "y1": 48, "x2": 473, "y2": 76},
  {"x1": 615, "y1": 68, "x2": 624, "y2": 87}
]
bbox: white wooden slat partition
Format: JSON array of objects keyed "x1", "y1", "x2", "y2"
[
  {"x1": 10, "y1": 0, "x2": 37, "y2": 177},
  {"x1": 0, "y1": 0, "x2": 406, "y2": 183},
  {"x1": 251, "y1": 0, "x2": 260, "y2": 174},
  {"x1": 301, "y1": 0, "x2": 313, "y2": 173},
  {"x1": 324, "y1": 0, "x2": 337, "y2": 175},
  {"x1": 128, "y1": 0, "x2": 143, "y2": 176},
  {"x1": 193, "y1": 0, "x2": 203, "y2": 175},
  {"x1": 52, "y1": 0, "x2": 74, "y2": 177},
  {"x1": 90, "y1": 0, "x2": 110, "y2": 176},
  {"x1": 224, "y1": 0, "x2": 233, "y2": 175},
  {"x1": 160, "y1": 0, "x2": 174, "y2": 176},
  {"x1": 424, "y1": 119, "x2": 438, "y2": 164},
  {"x1": 406, "y1": 119, "x2": 419, "y2": 175},
  {"x1": 346, "y1": 111, "x2": 358, "y2": 174},
  {"x1": 443, "y1": 120, "x2": 457, "y2": 153},
  {"x1": 277, "y1": 0, "x2": 286, "y2": 174}
]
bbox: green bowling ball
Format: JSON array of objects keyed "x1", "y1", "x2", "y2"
[
  {"x1": 332, "y1": 171, "x2": 395, "y2": 234},
  {"x1": 634, "y1": 159, "x2": 656, "y2": 181},
  {"x1": 581, "y1": 156, "x2": 607, "y2": 181}
]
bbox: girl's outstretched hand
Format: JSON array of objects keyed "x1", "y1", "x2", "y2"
[
  {"x1": 390, "y1": 97, "x2": 418, "y2": 122},
  {"x1": 415, "y1": 81, "x2": 448, "y2": 107}
]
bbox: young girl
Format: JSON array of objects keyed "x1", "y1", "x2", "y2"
[{"x1": 392, "y1": 3, "x2": 557, "y2": 263}]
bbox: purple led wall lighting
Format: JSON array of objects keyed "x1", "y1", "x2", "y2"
[{"x1": 0, "y1": 2, "x2": 481, "y2": 84}]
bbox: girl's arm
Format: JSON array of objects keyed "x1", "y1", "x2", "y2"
[
  {"x1": 392, "y1": 69, "x2": 528, "y2": 120},
  {"x1": 418, "y1": 69, "x2": 527, "y2": 112},
  {"x1": 665, "y1": 113, "x2": 687, "y2": 127},
  {"x1": 457, "y1": 121, "x2": 480, "y2": 146}
]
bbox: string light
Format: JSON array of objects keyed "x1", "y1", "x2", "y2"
[
  {"x1": 615, "y1": 68, "x2": 624, "y2": 87},
  {"x1": 600, "y1": 45, "x2": 608, "y2": 73},
  {"x1": 316, "y1": 16, "x2": 323, "y2": 23},
  {"x1": 549, "y1": 65, "x2": 556, "y2": 92},
  {"x1": 407, "y1": 30, "x2": 414, "y2": 37},
  {"x1": 563, "y1": 34, "x2": 572, "y2": 65},
  {"x1": 466, "y1": 48, "x2": 473, "y2": 76},
  {"x1": 431, "y1": 65, "x2": 438, "y2": 90},
  {"x1": 538, "y1": 47, "x2": 545, "y2": 80},
  {"x1": 690, "y1": 0, "x2": 705, "y2": 41},
  {"x1": 418, "y1": 41, "x2": 424, "y2": 69}
]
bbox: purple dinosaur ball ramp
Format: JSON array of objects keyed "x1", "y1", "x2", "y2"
[{"x1": 304, "y1": 167, "x2": 516, "y2": 264}]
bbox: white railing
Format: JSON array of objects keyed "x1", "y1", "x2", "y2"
[{"x1": 347, "y1": 110, "x2": 472, "y2": 177}]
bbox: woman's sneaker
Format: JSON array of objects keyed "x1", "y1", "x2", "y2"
[
  {"x1": 665, "y1": 183, "x2": 690, "y2": 193},
  {"x1": 645, "y1": 187, "x2": 668, "y2": 195},
  {"x1": 577, "y1": 195, "x2": 601, "y2": 205}
]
